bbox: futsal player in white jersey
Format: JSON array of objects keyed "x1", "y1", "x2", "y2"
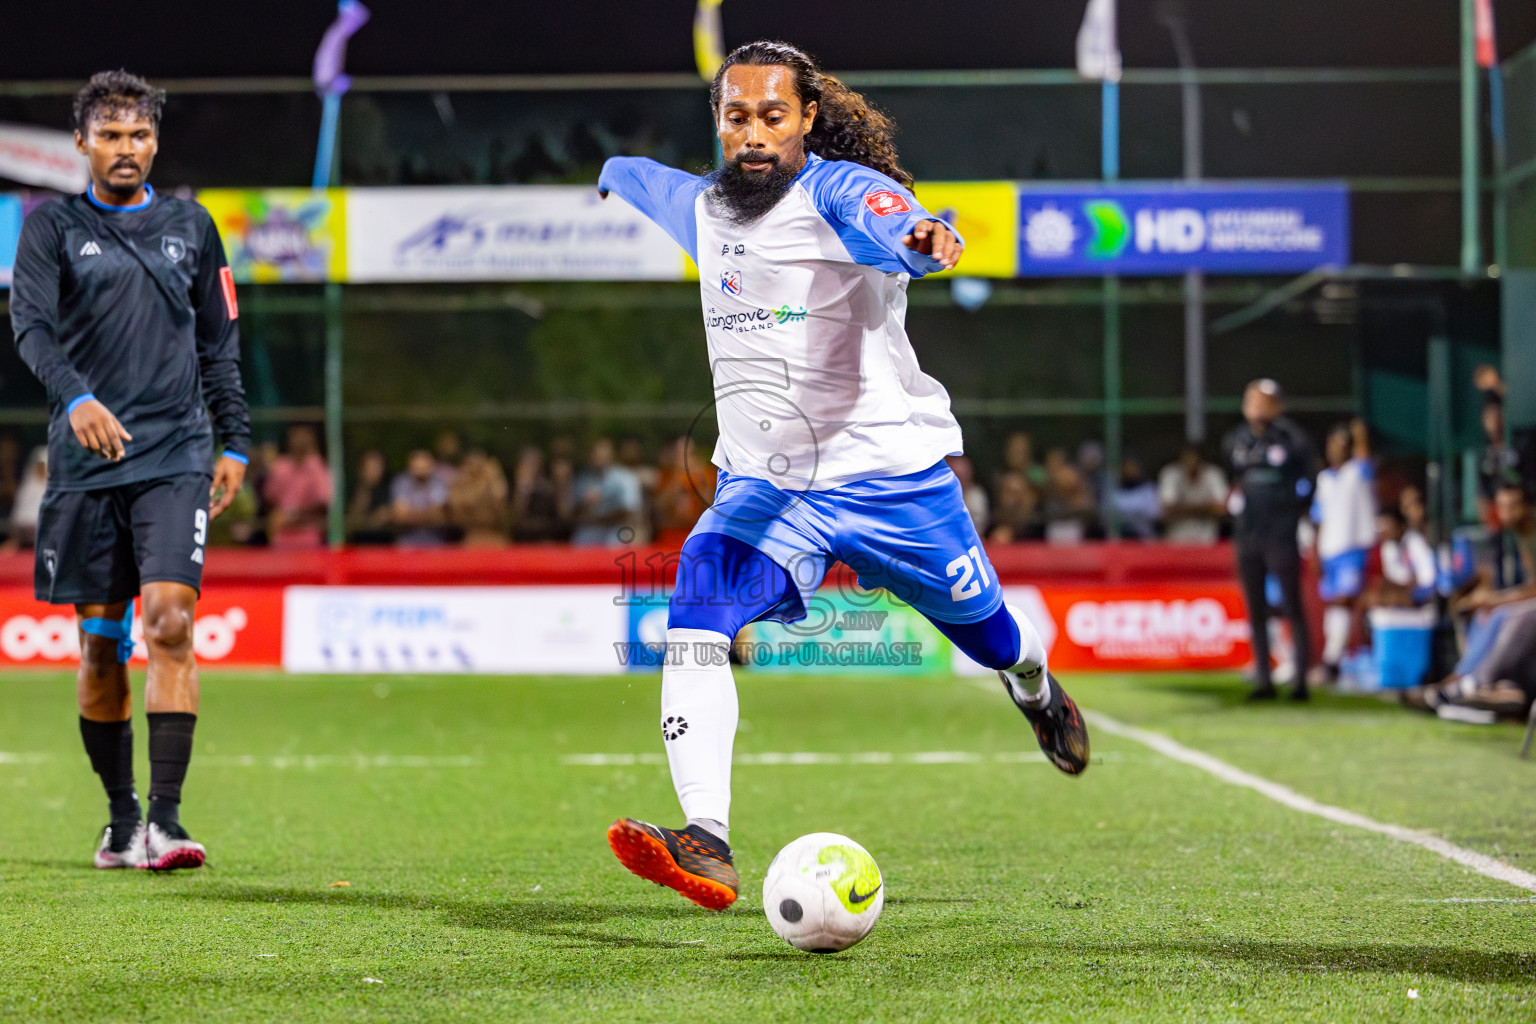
[
  {"x1": 596, "y1": 41, "x2": 1089, "y2": 910},
  {"x1": 1310, "y1": 418, "x2": 1377, "y2": 682}
]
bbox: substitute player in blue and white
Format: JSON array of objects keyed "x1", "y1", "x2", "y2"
[
  {"x1": 1310, "y1": 418, "x2": 1377, "y2": 683},
  {"x1": 597, "y1": 41, "x2": 1089, "y2": 911}
]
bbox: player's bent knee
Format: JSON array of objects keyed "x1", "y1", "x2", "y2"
[
  {"x1": 930, "y1": 605, "x2": 1022, "y2": 671},
  {"x1": 142, "y1": 606, "x2": 194, "y2": 653}
]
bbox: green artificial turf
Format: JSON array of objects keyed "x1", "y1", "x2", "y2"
[{"x1": 2, "y1": 669, "x2": 1535, "y2": 1022}]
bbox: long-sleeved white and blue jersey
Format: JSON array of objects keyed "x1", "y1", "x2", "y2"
[{"x1": 598, "y1": 153, "x2": 964, "y2": 491}]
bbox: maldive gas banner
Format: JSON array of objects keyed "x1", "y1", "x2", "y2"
[
  {"x1": 198, "y1": 188, "x2": 346, "y2": 283},
  {"x1": 345, "y1": 186, "x2": 691, "y2": 283},
  {"x1": 1016, "y1": 182, "x2": 1349, "y2": 276}
]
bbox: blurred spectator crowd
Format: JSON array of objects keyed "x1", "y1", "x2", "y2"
[
  {"x1": 0, "y1": 424, "x2": 1251, "y2": 552},
  {"x1": 209, "y1": 426, "x2": 718, "y2": 551}
]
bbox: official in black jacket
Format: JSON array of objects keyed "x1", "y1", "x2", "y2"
[
  {"x1": 1222, "y1": 379, "x2": 1316, "y2": 700},
  {"x1": 8, "y1": 71, "x2": 250, "y2": 871}
]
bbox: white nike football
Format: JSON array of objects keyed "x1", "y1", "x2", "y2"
[{"x1": 763, "y1": 832, "x2": 884, "y2": 953}]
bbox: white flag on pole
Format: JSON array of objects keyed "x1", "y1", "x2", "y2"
[
  {"x1": 0, "y1": 123, "x2": 88, "y2": 193},
  {"x1": 1076, "y1": 0, "x2": 1122, "y2": 83}
]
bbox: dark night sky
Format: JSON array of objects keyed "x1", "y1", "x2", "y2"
[{"x1": 6, "y1": 0, "x2": 1536, "y2": 80}]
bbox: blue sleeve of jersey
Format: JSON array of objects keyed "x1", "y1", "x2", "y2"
[
  {"x1": 597, "y1": 157, "x2": 702, "y2": 264},
  {"x1": 804, "y1": 160, "x2": 962, "y2": 278}
]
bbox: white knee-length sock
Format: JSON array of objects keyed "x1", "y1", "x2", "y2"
[
  {"x1": 1004, "y1": 604, "x2": 1050, "y2": 703},
  {"x1": 1322, "y1": 606, "x2": 1352, "y2": 666},
  {"x1": 660, "y1": 628, "x2": 738, "y2": 836}
]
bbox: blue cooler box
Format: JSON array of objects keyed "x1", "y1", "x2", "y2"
[{"x1": 1368, "y1": 607, "x2": 1436, "y2": 689}]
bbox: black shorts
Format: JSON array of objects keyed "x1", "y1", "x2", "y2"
[{"x1": 35, "y1": 472, "x2": 211, "y2": 605}]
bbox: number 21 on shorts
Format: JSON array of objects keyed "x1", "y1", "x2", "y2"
[{"x1": 946, "y1": 545, "x2": 990, "y2": 601}]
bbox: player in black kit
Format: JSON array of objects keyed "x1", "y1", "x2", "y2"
[{"x1": 8, "y1": 72, "x2": 250, "y2": 870}]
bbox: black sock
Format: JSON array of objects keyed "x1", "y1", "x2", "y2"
[
  {"x1": 79, "y1": 717, "x2": 139, "y2": 822},
  {"x1": 146, "y1": 712, "x2": 196, "y2": 828}
]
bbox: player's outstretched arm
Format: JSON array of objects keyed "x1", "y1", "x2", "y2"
[
  {"x1": 903, "y1": 220, "x2": 963, "y2": 271},
  {"x1": 596, "y1": 157, "x2": 702, "y2": 263}
]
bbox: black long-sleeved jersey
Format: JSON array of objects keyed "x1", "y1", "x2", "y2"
[
  {"x1": 9, "y1": 186, "x2": 250, "y2": 491},
  {"x1": 1222, "y1": 415, "x2": 1317, "y2": 536}
]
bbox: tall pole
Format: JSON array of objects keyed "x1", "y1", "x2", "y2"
[
  {"x1": 1102, "y1": 76, "x2": 1122, "y2": 538},
  {"x1": 1160, "y1": 3, "x2": 1206, "y2": 444},
  {"x1": 1461, "y1": 0, "x2": 1482, "y2": 276}
]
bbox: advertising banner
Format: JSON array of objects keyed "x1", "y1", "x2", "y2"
[
  {"x1": 0, "y1": 587, "x2": 282, "y2": 667},
  {"x1": 345, "y1": 186, "x2": 689, "y2": 282},
  {"x1": 1017, "y1": 182, "x2": 1348, "y2": 276},
  {"x1": 0, "y1": 123, "x2": 88, "y2": 193},
  {"x1": 281, "y1": 585, "x2": 626, "y2": 674},
  {"x1": 912, "y1": 181, "x2": 1019, "y2": 278},
  {"x1": 198, "y1": 189, "x2": 346, "y2": 283},
  {"x1": 0, "y1": 193, "x2": 21, "y2": 287},
  {"x1": 952, "y1": 584, "x2": 1252, "y2": 674}
]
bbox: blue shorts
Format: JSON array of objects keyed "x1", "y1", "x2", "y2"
[
  {"x1": 1319, "y1": 548, "x2": 1369, "y2": 602},
  {"x1": 688, "y1": 461, "x2": 1002, "y2": 627}
]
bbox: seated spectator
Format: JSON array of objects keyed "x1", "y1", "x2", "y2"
[
  {"x1": 1372, "y1": 504, "x2": 1436, "y2": 607},
  {"x1": 654, "y1": 436, "x2": 714, "y2": 548},
  {"x1": 262, "y1": 425, "x2": 332, "y2": 549},
  {"x1": 1399, "y1": 483, "x2": 1428, "y2": 535},
  {"x1": 391, "y1": 449, "x2": 452, "y2": 547},
  {"x1": 1113, "y1": 455, "x2": 1161, "y2": 539},
  {"x1": 1158, "y1": 444, "x2": 1228, "y2": 544},
  {"x1": 946, "y1": 454, "x2": 990, "y2": 536},
  {"x1": 346, "y1": 450, "x2": 394, "y2": 546},
  {"x1": 510, "y1": 445, "x2": 572, "y2": 543},
  {"x1": 449, "y1": 450, "x2": 510, "y2": 547},
  {"x1": 1000, "y1": 431, "x2": 1046, "y2": 489},
  {"x1": 433, "y1": 430, "x2": 464, "y2": 489},
  {"x1": 618, "y1": 436, "x2": 656, "y2": 544},
  {"x1": 1076, "y1": 440, "x2": 1107, "y2": 508},
  {"x1": 7, "y1": 447, "x2": 47, "y2": 550},
  {"x1": 987, "y1": 470, "x2": 1039, "y2": 543},
  {"x1": 1409, "y1": 482, "x2": 1536, "y2": 711},
  {"x1": 1042, "y1": 448, "x2": 1096, "y2": 544},
  {"x1": 572, "y1": 438, "x2": 642, "y2": 547}
]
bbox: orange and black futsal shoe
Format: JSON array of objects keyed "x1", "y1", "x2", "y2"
[
  {"x1": 607, "y1": 818, "x2": 739, "y2": 910},
  {"x1": 1002, "y1": 670, "x2": 1091, "y2": 775}
]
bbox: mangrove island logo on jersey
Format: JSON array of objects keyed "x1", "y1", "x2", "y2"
[{"x1": 706, "y1": 304, "x2": 808, "y2": 332}]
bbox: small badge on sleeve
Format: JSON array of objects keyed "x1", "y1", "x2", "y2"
[
  {"x1": 864, "y1": 190, "x2": 912, "y2": 217},
  {"x1": 219, "y1": 266, "x2": 239, "y2": 320}
]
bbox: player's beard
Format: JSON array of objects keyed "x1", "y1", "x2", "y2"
[{"x1": 706, "y1": 152, "x2": 797, "y2": 225}]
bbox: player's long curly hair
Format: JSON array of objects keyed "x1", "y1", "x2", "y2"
[{"x1": 709, "y1": 41, "x2": 914, "y2": 188}]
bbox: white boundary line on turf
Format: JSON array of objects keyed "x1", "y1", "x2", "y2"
[{"x1": 1085, "y1": 710, "x2": 1536, "y2": 894}]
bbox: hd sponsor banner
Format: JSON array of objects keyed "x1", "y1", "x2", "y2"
[
  {"x1": 345, "y1": 186, "x2": 689, "y2": 282},
  {"x1": 953, "y1": 584, "x2": 1252, "y2": 674},
  {"x1": 282, "y1": 585, "x2": 626, "y2": 674},
  {"x1": 199, "y1": 189, "x2": 346, "y2": 283},
  {"x1": 1017, "y1": 182, "x2": 1348, "y2": 276},
  {"x1": 0, "y1": 587, "x2": 282, "y2": 667}
]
